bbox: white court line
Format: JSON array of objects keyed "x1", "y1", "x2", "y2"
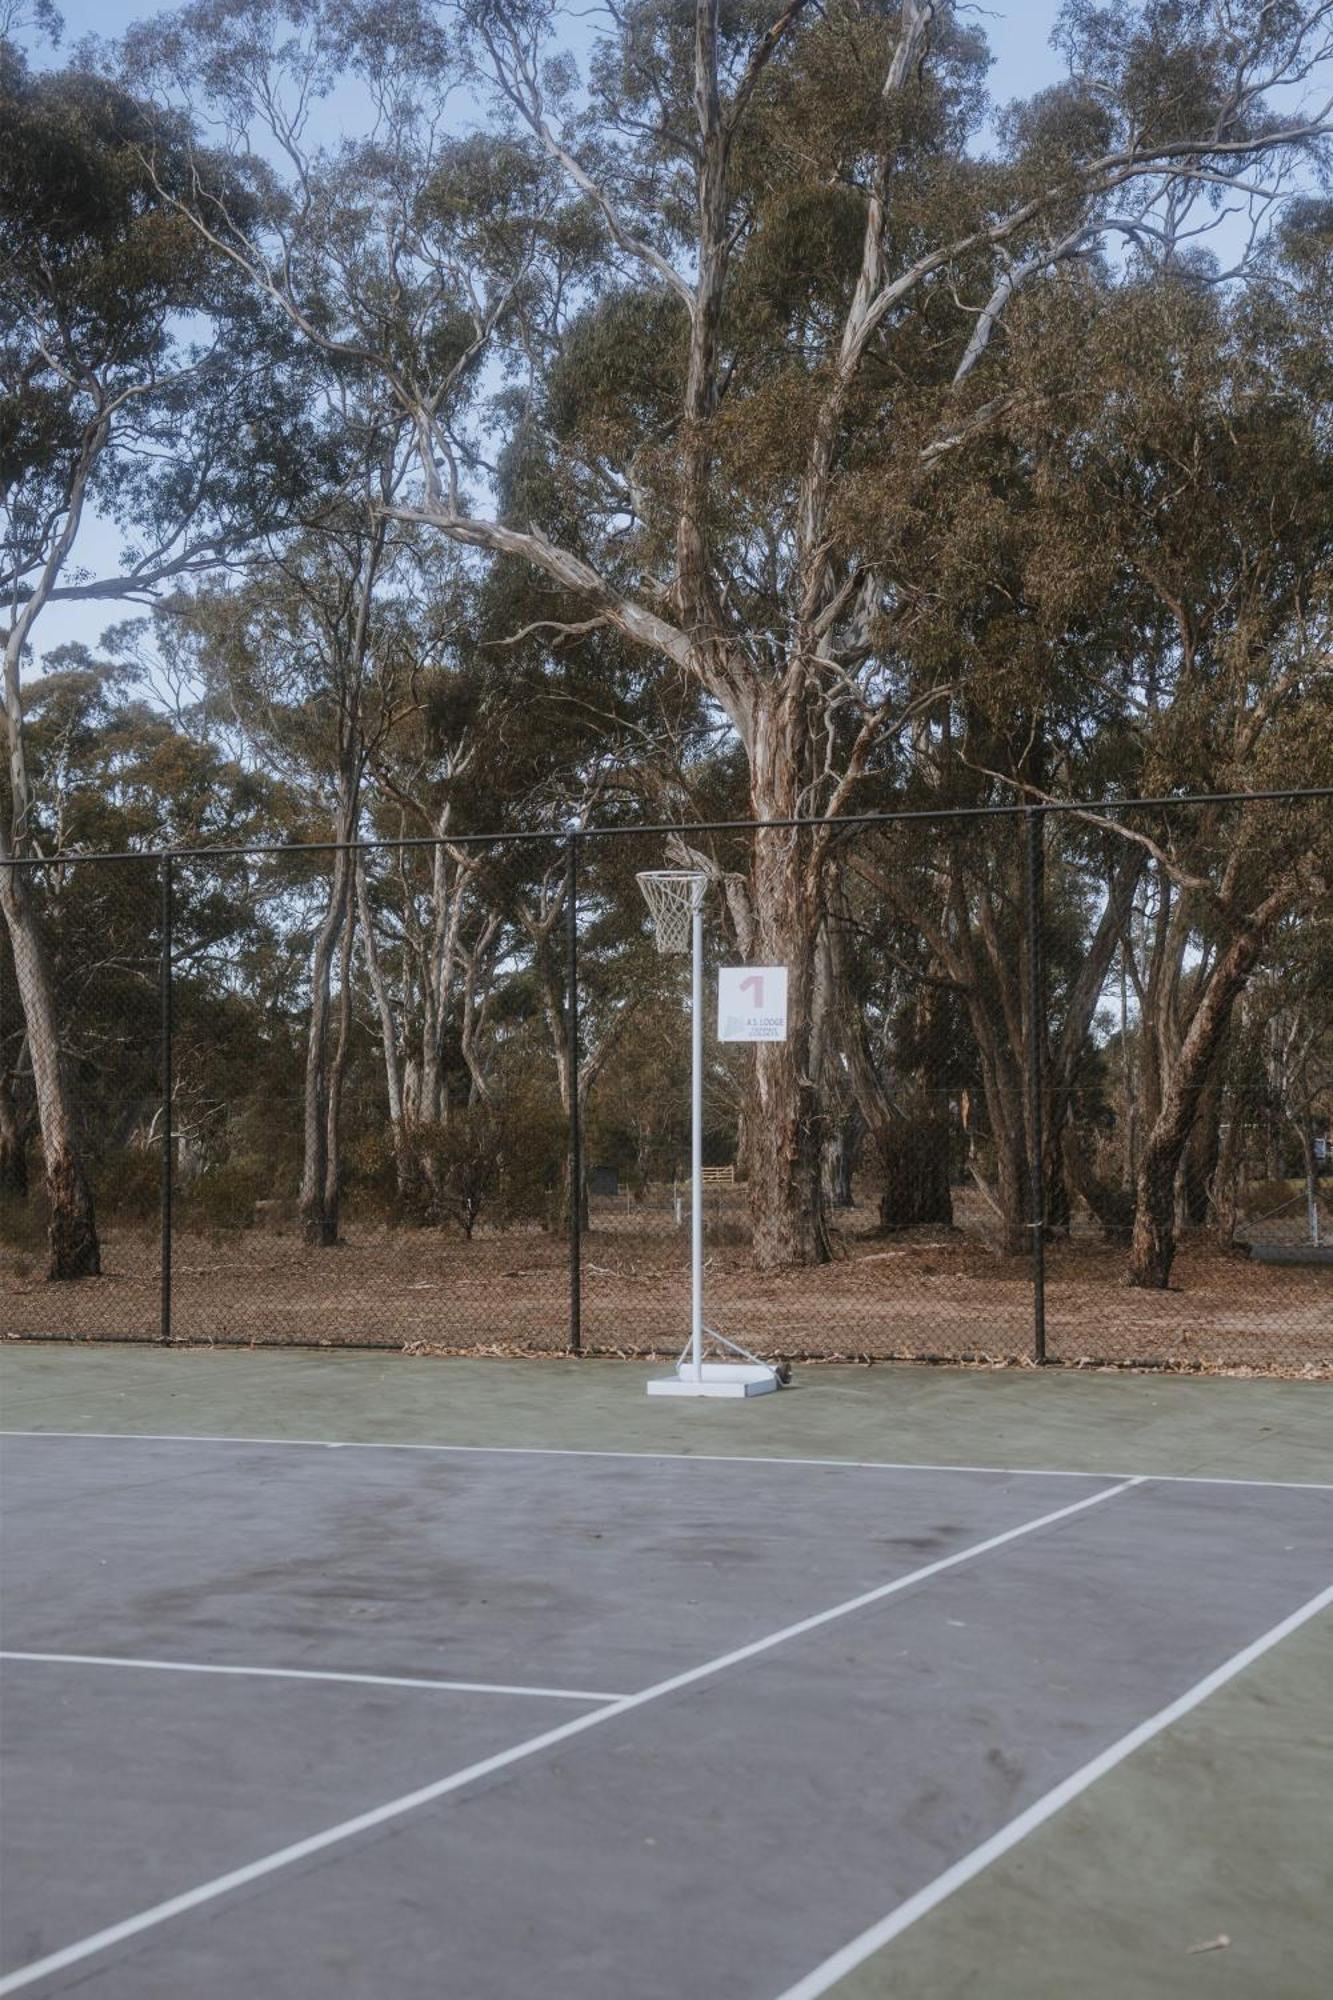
[
  {"x1": 3, "y1": 1429, "x2": 1331, "y2": 1491},
  {"x1": 0, "y1": 1652, "x2": 621, "y2": 1704},
  {"x1": 773, "y1": 1577, "x2": 1333, "y2": 2000},
  {"x1": 0, "y1": 1478, "x2": 1139, "y2": 1995}
]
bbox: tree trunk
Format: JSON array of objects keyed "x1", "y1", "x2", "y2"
[
  {"x1": 318, "y1": 890, "x2": 356, "y2": 1246},
  {"x1": 300, "y1": 839, "x2": 354, "y2": 1246},
  {"x1": 1129, "y1": 924, "x2": 1268, "y2": 1289},
  {"x1": 1061, "y1": 1125, "x2": 1134, "y2": 1243},
  {"x1": 733, "y1": 1106, "x2": 753, "y2": 1189},
  {"x1": 560, "y1": 1148, "x2": 590, "y2": 1235},
  {"x1": 745, "y1": 747, "x2": 832, "y2": 1271},
  {"x1": 355, "y1": 862, "x2": 413, "y2": 1197},
  {"x1": 0, "y1": 1064, "x2": 27, "y2": 1197},
  {"x1": 415, "y1": 839, "x2": 469, "y2": 1131},
  {"x1": 877, "y1": 1105, "x2": 953, "y2": 1229},
  {"x1": 966, "y1": 1007, "x2": 1030, "y2": 1256},
  {"x1": 824, "y1": 903, "x2": 948, "y2": 1230},
  {"x1": 1040, "y1": 848, "x2": 1145, "y2": 1246},
  {"x1": 934, "y1": 833, "x2": 1033, "y2": 1258},
  {"x1": 1210, "y1": 1106, "x2": 1244, "y2": 1249},
  {"x1": 1180, "y1": 1079, "x2": 1222, "y2": 1229},
  {"x1": 993, "y1": 1123, "x2": 1031, "y2": 1259},
  {"x1": 824, "y1": 1104, "x2": 861, "y2": 1210},
  {"x1": 0, "y1": 861, "x2": 99, "y2": 1276},
  {"x1": 1041, "y1": 1131, "x2": 1072, "y2": 1237}
]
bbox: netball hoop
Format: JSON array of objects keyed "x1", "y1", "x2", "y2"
[{"x1": 635, "y1": 870, "x2": 781, "y2": 1400}]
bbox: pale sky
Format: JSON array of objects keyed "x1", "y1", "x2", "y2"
[{"x1": 48, "y1": 0, "x2": 1071, "y2": 98}]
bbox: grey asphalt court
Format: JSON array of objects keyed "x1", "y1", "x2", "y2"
[{"x1": 0, "y1": 1349, "x2": 1330, "y2": 1998}]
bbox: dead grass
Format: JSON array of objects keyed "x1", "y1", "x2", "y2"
[{"x1": 3, "y1": 1201, "x2": 1328, "y2": 1376}]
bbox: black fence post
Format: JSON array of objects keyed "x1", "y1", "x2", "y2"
[
  {"x1": 1024, "y1": 807, "x2": 1047, "y2": 1365},
  {"x1": 566, "y1": 832, "x2": 582, "y2": 1355},
  {"x1": 160, "y1": 851, "x2": 174, "y2": 1346}
]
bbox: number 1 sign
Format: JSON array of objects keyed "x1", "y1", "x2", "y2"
[{"x1": 717, "y1": 966, "x2": 789, "y2": 1042}]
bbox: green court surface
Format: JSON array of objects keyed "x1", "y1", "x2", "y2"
[
  {"x1": 4, "y1": 1343, "x2": 1331, "y2": 1481},
  {"x1": 1, "y1": 1347, "x2": 1329, "y2": 1999},
  {"x1": 840, "y1": 1610, "x2": 1332, "y2": 1999}
]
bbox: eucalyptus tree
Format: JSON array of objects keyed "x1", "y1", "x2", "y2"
[
  {"x1": 347, "y1": 552, "x2": 685, "y2": 1217},
  {"x1": 0, "y1": 36, "x2": 314, "y2": 1273},
  {"x1": 1022, "y1": 241, "x2": 1333, "y2": 1286},
  {"x1": 161, "y1": 393, "x2": 441, "y2": 1243},
  {"x1": 807, "y1": 202, "x2": 1333, "y2": 1282},
  {"x1": 134, "y1": 0, "x2": 1333, "y2": 1266},
  {"x1": 0, "y1": 635, "x2": 291, "y2": 1214}
]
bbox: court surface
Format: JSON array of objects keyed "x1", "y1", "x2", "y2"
[{"x1": 0, "y1": 1349, "x2": 1330, "y2": 1999}]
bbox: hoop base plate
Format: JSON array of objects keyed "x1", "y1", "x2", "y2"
[{"x1": 647, "y1": 1362, "x2": 780, "y2": 1399}]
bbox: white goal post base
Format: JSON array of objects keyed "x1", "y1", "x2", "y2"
[
  {"x1": 647, "y1": 1362, "x2": 781, "y2": 1399},
  {"x1": 647, "y1": 1330, "x2": 786, "y2": 1398}
]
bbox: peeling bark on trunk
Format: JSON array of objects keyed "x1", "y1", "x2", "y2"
[
  {"x1": 746, "y1": 790, "x2": 831, "y2": 1272},
  {"x1": 748, "y1": 1038, "x2": 830, "y2": 1268},
  {"x1": 45, "y1": 1141, "x2": 100, "y2": 1278},
  {"x1": 355, "y1": 862, "x2": 412, "y2": 1197},
  {"x1": 1129, "y1": 923, "x2": 1269, "y2": 1289},
  {"x1": 0, "y1": 860, "x2": 99, "y2": 1276}
]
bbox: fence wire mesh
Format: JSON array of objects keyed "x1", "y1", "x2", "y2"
[{"x1": 3, "y1": 797, "x2": 1329, "y2": 1373}]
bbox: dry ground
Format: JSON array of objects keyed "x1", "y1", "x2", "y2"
[{"x1": 3, "y1": 1190, "x2": 1328, "y2": 1374}]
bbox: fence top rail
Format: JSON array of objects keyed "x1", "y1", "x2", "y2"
[{"x1": 2, "y1": 786, "x2": 1330, "y2": 869}]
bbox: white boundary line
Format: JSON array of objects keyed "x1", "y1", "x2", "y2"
[
  {"x1": 772, "y1": 1577, "x2": 1333, "y2": 2000},
  {"x1": 0, "y1": 1478, "x2": 1138, "y2": 1996},
  {"x1": 3, "y1": 1430, "x2": 1330, "y2": 1492},
  {"x1": 0, "y1": 1653, "x2": 621, "y2": 1704}
]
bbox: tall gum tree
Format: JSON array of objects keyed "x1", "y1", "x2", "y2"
[
  {"x1": 135, "y1": 0, "x2": 1333, "y2": 1266},
  {"x1": 1, "y1": 37, "x2": 314, "y2": 1274},
  {"x1": 164, "y1": 399, "x2": 430, "y2": 1245},
  {"x1": 1018, "y1": 249, "x2": 1333, "y2": 1286}
]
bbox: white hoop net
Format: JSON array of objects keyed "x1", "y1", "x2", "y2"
[{"x1": 636, "y1": 871, "x2": 706, "y2": 955}]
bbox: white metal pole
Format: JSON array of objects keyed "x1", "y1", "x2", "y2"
[{"x1": 691, "y1": 892, "x2": 704, "y2": 1381}]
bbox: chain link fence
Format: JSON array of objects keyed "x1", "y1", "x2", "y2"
[{"x1": 3, "y1": 795, "x2": 1330, "y2": 1373}]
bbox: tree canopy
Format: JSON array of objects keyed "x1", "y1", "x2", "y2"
[{"x1": 2, "y1": 0, "x2": 1331, "y2": 1296}]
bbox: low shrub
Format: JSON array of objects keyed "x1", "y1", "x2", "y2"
[
  {"x1": 1239, "y1": 1177, "x2": 1305, "y2": 1220},
  {"x1": 402, "y1": 1105, "x2": 566, "y2": 1237},
  {"x1": 178, "y1": 1161, "x2": 268, "y2": 1230},
  {"x1": 704, "y1": 1219, "x2": 751, "y2": 1247}
]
